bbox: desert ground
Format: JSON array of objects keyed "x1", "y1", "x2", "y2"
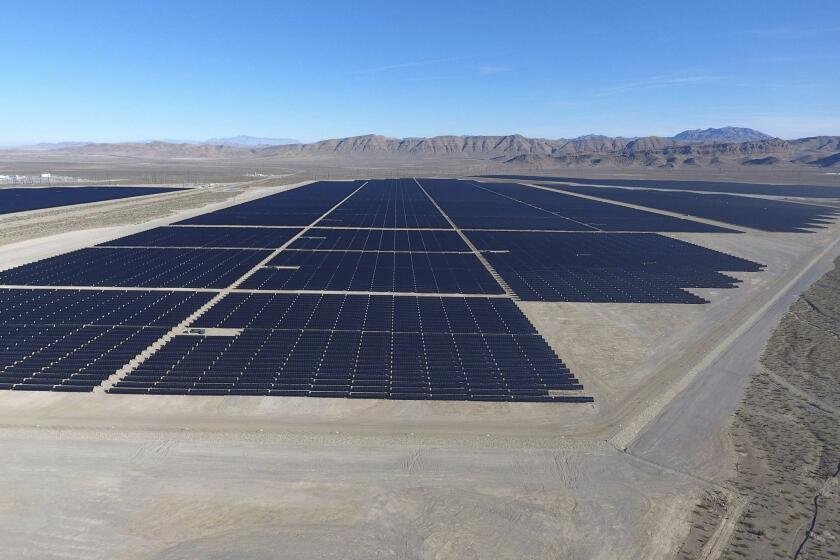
[{"x1": 0, "y1": 158, "x2": 839, "y2": 559}]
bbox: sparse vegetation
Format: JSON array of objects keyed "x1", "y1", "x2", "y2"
[{"x1": 678, "y1": 258, "x2": 840, "y2": 560}]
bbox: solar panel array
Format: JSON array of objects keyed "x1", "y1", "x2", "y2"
[
  {"x1": 242, "y1": 250, "x2": 503, "y2": 294},
  {"x1": 0, "y1": 247, "x2": 269, "y2": 289},
  {"x1": 318, "y1": 178, "x2": 450, "y2": 228},
  {"x1": 547, "y1": 185, "x2": 839, "y2": 232},
  {"x1": 481, "y1": 175, "x2": 840, "y2": 199},
  {"x1": 111, "y1": 294, "x2": 585, "y2": 401},
  {"x1": 421, "y1": 178, "x2": 594, "y2": 230},
  {"x1": 0, "y1": 186, "x2": 186, "y2": 216},
  {"x1": 1, "y1": 177, "x2": 783, "y2": 401},
  {"x1": 467, "y1": 231, "x2": 764, "y2": 303},
  {"x1": 419, "y1": 178, "x2": 732, "y2": 232},
  {"x1": 0, "y1": 289, "x2": 211, "y2": 391},
  {"x1": 475, "y1": 181, "x2": 735, "y2": 232},
  {"x1": 177, "y1": 181, "x2": 363, "y2": 226}
]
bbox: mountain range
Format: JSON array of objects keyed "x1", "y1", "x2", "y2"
[{"x1": 4, "y1": 128, "x2": 839, "y2": 169}]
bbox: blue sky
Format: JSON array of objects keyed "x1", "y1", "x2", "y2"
[{"x1": 1, "y1": 0, "x2": 838, "y2": 143}]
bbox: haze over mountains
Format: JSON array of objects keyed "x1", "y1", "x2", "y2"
[
  {"x1": 671, "y1": 127, "x2": 773, "y2": 143},
  {"x1": 194, "y1": 136, "x2": 300, "y2": 148},
  {"x1": 4, "y1": 128, "x2": 839, "y2": 169}
]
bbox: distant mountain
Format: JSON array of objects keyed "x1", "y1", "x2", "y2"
[
  {"x1": 672, "y1": 127, "x2": 773, "y2": 143},
  {"x1": 55, "y1": 141, "x2": 249, "y2": 158},
  {"x1": 8, "y1": 132, "x2": 840, "y2": 170},
  {"x1": 203, "y1": 135, "x2": 299, "y2": 147},
  {"x1": 256, "y1": 134, "x2": 567, "y2": 157},
  {"x1": 9, "y1": 141, "x2": 90, "y2": 151}
]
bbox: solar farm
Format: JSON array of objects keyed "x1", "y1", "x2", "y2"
[
  {"x1": 1, "y1": 175, "x2": 839, "y2": 559},
  {"x1": 6, "y1": 176, "x2": 832, "y2": 405}
]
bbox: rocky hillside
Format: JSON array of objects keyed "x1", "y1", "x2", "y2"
[
  {"x1": 15, "y1": 131, "x2": 840, "y2": 169},
  {"x1": 253, "y1": 134, "x2": 839, "y2": 169}
]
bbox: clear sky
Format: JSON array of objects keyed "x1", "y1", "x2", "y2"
[{"x1": 1, "y1": 0, "x2": 838, "y2": 143}]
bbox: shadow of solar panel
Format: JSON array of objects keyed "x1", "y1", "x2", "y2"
[
  {"x1": 0, "y1": 248, "x2": 268, "y2": 288},
  {"x1": 290, "y1": 228, "x2": 468, "y2": 251},
  {"x1": 0, "y1": 186, "x2": 185, "y2": 215},
  {"x1": 240, "y1": 250, "x2": 504, "y2": 294},
  {"x1": 418, "y1": 178, "x2": 596, "y2": 231},
  {"x1": 100, "y1": 226, "x2": 302, "y2": 248},
  {"x1": 467, "y1": 231, "x2": 764, "y2": 303},
  {"x1": 176, "y1": 181, "x2": 363, "y2": 226},
  {"x1": 318, "y1": 178, "x2": 451, "y2": 228},
  {"x1": 474, "y1": 182, "x2": 736, "y2": 232},
  {"x1": 547, "y1": 185, "x2": 840, "y2": 232},
  {"x1": 480, "y1": 175, "x2": 840, "y2": 199}
]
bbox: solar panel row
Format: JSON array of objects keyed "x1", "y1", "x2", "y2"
[
  {"x1": 290, "y1": 228, "x2": 468, "y2": 252},
  {"x1": 0, "y1": 247, "x2": 269, "y2": 289},
  {"x1": 195, "y1": 294, "x2": 536, "y2": 334},
  {"x1": 0, "y1": 288, "x2": 213, "y2": 327},
  {"x1": 546, "y1": 185, "x2": 840, "y2": 232},
  {"x1": 100, "y1": 226, "x2": 301, "y2": 248},
  {"x1": 0, "y1": 186, "x2": 186, "y2": 216}
]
